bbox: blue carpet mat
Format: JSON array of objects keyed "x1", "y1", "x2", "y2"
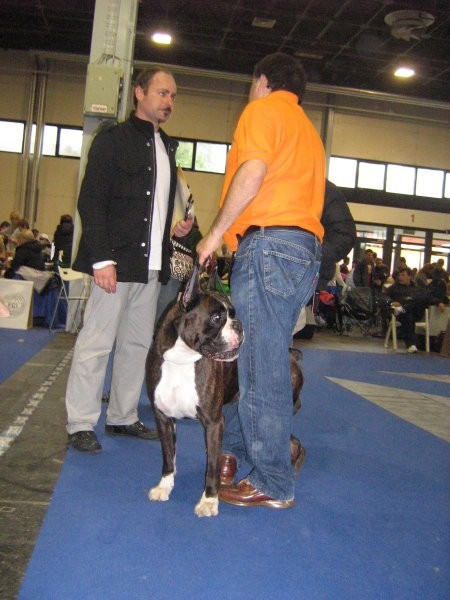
[
  {"x1": 18, "y1": 349, "x2": 450, "y2": 600},
  {"x1": 0, "y1": 328, "x2": 57, "y2": 384}
]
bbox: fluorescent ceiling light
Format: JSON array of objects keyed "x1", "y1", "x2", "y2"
[
  {"x1": 151, "y1": 32, "x2": 172, "y2": 45},
  {"x1": 394, "y1": 66, "x2": 415, "y2": 78}
]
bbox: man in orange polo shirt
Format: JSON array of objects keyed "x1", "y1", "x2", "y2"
[{"x1": 197, "y1": 53, "x2": 325, "y2": 509}]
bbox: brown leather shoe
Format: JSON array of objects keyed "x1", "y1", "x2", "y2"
[
  {"x1": 220, "y1": 453, "x2": 237, "y2": 487},
  {"x1": 290, "y1": 436, "x2": 306, "y2": 478},
  {"x1": 219, "y1": 478, "x2": 294, "y2": 509}
]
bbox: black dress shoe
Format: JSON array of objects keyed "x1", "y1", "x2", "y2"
[
  {"x1": 105, "y1": 420, "x2": 159, "y2": 440},
  {"x1": 68, "y1": 431, "x2": 102, "y2": 453}
]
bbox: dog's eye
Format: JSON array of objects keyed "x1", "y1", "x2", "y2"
[{"x1": 210, "y1": 312, "x2": 222, "y2": 325}]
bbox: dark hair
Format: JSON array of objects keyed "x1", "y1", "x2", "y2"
[
  {"x1": 133, "y1": 66, "x2": 174, "y2": 108},
  {"x1": 18, "y1": 218, "x2": 29, "y2": 229},
  {"x1": 398, "y1": 267, "x2": 412, "y2": 277},
  {"x1": 60, "y1": 214, "x2": 73, "y2": 224},
  {"x1": 253, "y1": 53, "x2": 307, "y2": 101}
]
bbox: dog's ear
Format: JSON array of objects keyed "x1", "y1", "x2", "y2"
[
  {"x1": 180, "y1": 262, "x2": 201, "y2": 312},
  {"x1": 207, "y1": 266, "x2": 221, "y2": 292}
]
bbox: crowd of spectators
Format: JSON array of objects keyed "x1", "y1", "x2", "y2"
[
  {"x1": 1, "y1": 210, "x2": 75, "y2": 325},
  {"x1": 336, "y1": 250, "x2": 449, "y2": 353}
]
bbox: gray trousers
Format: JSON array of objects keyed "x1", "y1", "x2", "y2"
[{"x1": 65, "y1": 271, "x2": 160, "y2": 434}]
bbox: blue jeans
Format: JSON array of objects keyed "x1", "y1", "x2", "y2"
[{"x1": 223, "y1": 227, "x2": 321, "y2": 500}]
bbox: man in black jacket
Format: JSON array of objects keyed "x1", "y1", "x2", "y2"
[
  {"x1": 316, "y1": 179, "x2": 356, "y2": 290},
  {"x1": 65, "y1": 67, "x2": 192, "y2": 453}
]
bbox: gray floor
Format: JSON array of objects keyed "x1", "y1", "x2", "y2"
[{"x1": 0, "y1": 329, "x2": 449, "y2": 599}]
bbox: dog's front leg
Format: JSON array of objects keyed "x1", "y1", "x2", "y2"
[
  {"x1": 194, "y1": 411, "x2": 223, "y2": 517},
  {"x1": 149, "y1": 410, "x2": 176, "y2": 503}
]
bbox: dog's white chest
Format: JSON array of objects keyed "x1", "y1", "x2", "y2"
[{"x1": 154, "y1": 337, "x2": 202, "y2": 419}]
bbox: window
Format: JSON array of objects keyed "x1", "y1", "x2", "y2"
[
  {"x1": 445, "y1": 173, "x2": 450, "y2": 199},
  {"x1": 415, "y1": 168, "x2": 445, "y2": 198},
  {"x1": 328, "y1": 157, "x2": 357, "y2": 187},
  {"x1": 30, "y1": 124, "x2": 58, "y2": 156},
  {"x1": 357, "y1": 162, "x2": 385, "y2": 190},
  {"x1": 0, "y1": 117, "x2": 449, "y2": 200},
  {"x1": 0, "y1": 120, "x2": 24, "y2": 153},
  {"x1": 386, "y1": 164, "x2": 416, "y2": 195},
  {"x1": 59, "y1": 127, "x2": 83, "y2": 158},
  {"x1": 176, "y1": 140, "x2": 195, "y2": 169},
  {"x1": 194, "y1": 141, "x2": 228, "y2": 174}
]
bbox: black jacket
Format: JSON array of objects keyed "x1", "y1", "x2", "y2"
[
  {"x1": 317, "y1": 180, "x2": 356, "y2": 290},
  {"x1": 5, "y1": 240, "x2": 46, "y2": 276},
  {"x1": 72, "y1": 113, "x2": 178, "y2": 284},
  {"x1": 53, "y1": 222, "x2": 74, "y2": 265}
]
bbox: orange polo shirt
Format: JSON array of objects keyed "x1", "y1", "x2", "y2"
[{"x1": 220, "y1": 90, "x2": 325, "y2": 251}]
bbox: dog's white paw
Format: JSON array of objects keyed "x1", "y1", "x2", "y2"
[
  {"x1": 149, "y1": 473, "x2": 174, "y2": 502},
  {"x1": 194, "y1": 492, "x2": 219, "y2": 517}
]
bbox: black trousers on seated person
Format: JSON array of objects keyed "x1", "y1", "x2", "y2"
[{"x1": 397, "y1": 298, "x2": 428, "y2": 347}]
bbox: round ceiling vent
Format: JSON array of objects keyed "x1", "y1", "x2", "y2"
[{"x1": 384, "y1": 10, "x2": 435, "y2": 42}]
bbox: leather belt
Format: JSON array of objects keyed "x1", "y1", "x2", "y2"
[{"x1": 242, "y1": 225, "x2": 313, "y2": 238}]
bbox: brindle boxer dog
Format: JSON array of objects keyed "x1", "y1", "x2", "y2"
[{"x1": 146, "y1": 265, "x2": 304, "y2": 517}]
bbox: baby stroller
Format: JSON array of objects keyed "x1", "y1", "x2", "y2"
[
  {"x1": 340, "y1": 286, "x2": 374, "y2": 336},
  {"x1": 316, "y1": 290, "x2": 344, "y2": 333}
]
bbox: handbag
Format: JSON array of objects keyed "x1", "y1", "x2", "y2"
[
  {"x1": 169, "y1": 167, "x2": 195, "y2": 281},
  {"x1": 170, "y1": 237, "x2": 193, "y2": 281}
]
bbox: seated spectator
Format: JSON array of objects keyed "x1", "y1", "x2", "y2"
[
  {"x1": 387, "y1": 267, "x2": 429, "y2": 353},
  {"x1": 38, "y1": 233, "x2": 52, "y2": 261},
  {"x1": 415, "y1": 263, "x2": 434, "y2": 289},
  {"x1": 53, "y1": 214, "x2": 74, "y2": 267},
  {"x1": 0, "y1": 233, "x2": 7, "y2": 271},
  {"x1": 427, "y1": 272, "x2": 449, "y2": 313},
  {"x1": 4, "y1": 229, "x2": 46, "y2": 277},
  {"x1": 392, "y1": 256, "x2": 408, "y2": 279},
  {"x1": 1, "y1": 220, "x2": 10, "y2": 245},
  {"x1": 6, "y1": 211, "x2": 21, "y2": 252},
  {"x1": 431, "y1": 258, "x2": 449, "y2": 283},
  {"x1": 372, "y1": 257, "x2": 389, "y2": 296}
]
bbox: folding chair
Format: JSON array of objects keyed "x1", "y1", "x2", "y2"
[
  {"x1": 384, "y1": 313, "x2": 398, "y2": 350},
  {"x1": 414, "y1": 308, "x2": 431, "y2": 353},
  {"x1": 49, "y1": 267, "x2": 91, "y2": 333}
]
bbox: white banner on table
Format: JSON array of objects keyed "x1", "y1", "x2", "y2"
[{"x1": 0, "y1": 279, "x2": 34, "y2": 330}]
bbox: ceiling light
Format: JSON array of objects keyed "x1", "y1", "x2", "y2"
[
  {"x1": 394, "y1": 66, "x2": 415, "y2": 78},
  {"x1": 252, "y1": 17, "x2": 276, "y2": 29},
  {"x1": 151, "y1": 32, "x2": 172, "y2": 45}
]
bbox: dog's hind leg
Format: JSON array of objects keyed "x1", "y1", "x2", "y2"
[
  {"x1": 194, "y1": 412, "x2": 223, "y2": 517},
  {"x1": 149, "y1": 411, "x2": 176, "y2": 502}
]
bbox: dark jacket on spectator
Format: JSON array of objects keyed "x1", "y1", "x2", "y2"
[
  {"x1": 53, "y1": 222, "x2": 74, "y2": 266},
  {"x1": 427, "y1": 277, "x2": 449, "y2": 306},
  {"x1": 353, "y1": 258, "x2": 374, "y2": 287},
  {"x1": 317, "y1": 180, "x2": 356, "y2": 290},
  {"x1": 5, "y1": 240, "x2": 46, "y2": 277}
]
